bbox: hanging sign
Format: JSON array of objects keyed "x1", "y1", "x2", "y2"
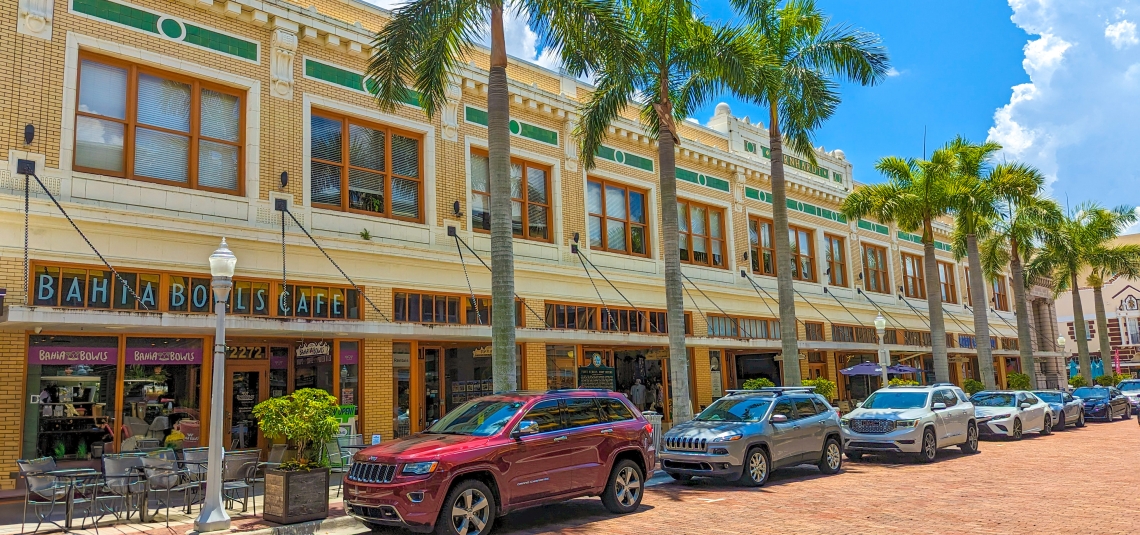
[{"x1": 295, "y1": 341, "x2": 332, "y2": 365}]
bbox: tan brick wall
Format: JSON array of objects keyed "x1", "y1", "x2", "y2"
[
  {"x1": 690, "y1": 347, "x2": 712, "y2": 410},
  {"x1": 361, "y1": 338, "x2": 394, "y2": 442},
  {"x1": 0, "y1": 257, "x2": 26, "y2": 489},
  {"x1": 524, "y1": 342, "x2": 547, "y2": 391}
]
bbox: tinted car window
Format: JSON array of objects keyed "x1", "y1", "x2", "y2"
[
  {"x1": 793, "y1": 397, "x2": 817, "y2": 418},
  {"x1": 521, "y1": 399, "x2": 563, "y2": 433},
  {"x1": 771, "y1": 399, "x2": 794, "y2": 419},
  {"x1": 812, "y1": 398, "x2": 832, "y2": 414},
  {"x1": 1024, "y1": 393, "x2": 1040, "y2": 404},
  {"x1": 563, "y1": 398, "x2": 603, "y2": 428},
  {"x1": 936, "y1": 390, "x2": 957, "y2": 407},
  {"x1": 600, "y1": 397, "x2": 635, "y2": 422},
  {"x1": 954, "y1": 389, "x2": 969, "y2": 403},
  {"x1": 1063, "y1": 393, "x2": 1074, "y2": 403}
]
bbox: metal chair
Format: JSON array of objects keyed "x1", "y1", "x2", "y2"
[
  {"x1": 17, "y1": 457, "x2": 69, "y2": 533},
  {"x1": 100, "y1": 453, "x2": 147, "y2": 521},
  {"x1": 325, "y1": 440, "x2": 350, "y2": 497},
  {"x1": 181, "y1": 446, "x2": 210, "y2": 485},
  {"x1": 141, "y1": 456, "x2": 199, "y2": 527},
  {"x1": 221, "y1": 449, "x2": 261, "y2": 515},
  {"x1": 71, "y1": 471, "x2": 111, "y2": 533}
]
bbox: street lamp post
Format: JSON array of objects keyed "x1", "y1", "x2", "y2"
[
  {"x1": 1056, "y1": 335, "x2": 1066, "y2": 354},
  {"x1": 196, "y1": 238, "x2": 237, "y2": 532},
  {"x1": 875, "y1": 314, "x2": 889, "y2": 387}
]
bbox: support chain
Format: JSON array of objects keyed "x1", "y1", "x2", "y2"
[
  {"x1": 451, "y1": 234, "x2": 547, "y2": 327},
  {"x1": 454, "y1": 235, "x2": 482, "y2": 326},
  {"x1": 822, "y1": 288, "x2": 867, "y2": 327},
  {"x1": 280, "y1": 210, "x2": 288, "y2": 313},
  {"x1": 577, "y1": 252, "x2": 618, "y2": 329}
]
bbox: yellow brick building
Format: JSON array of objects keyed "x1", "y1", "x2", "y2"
[{"x1": 0, "y1": 0, "x2": 1064, "y2": 492}]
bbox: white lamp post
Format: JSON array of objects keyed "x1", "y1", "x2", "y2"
[
  {"x1": 196, "y1": 238, "x2": 237, "y2": 532},
  {"x1": 1056, "y1": 335, "x2": 1066, "y2": 353},
  {"x1": 875, "y1": 314, "x2": 889, "y2": 387}
]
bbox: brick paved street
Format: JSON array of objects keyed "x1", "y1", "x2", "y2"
[{"x1": 471, "y1": 419, "x2": 1139, "y2": 535}]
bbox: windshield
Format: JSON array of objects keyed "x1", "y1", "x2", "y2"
[
  {"x1": 426, "y1": 400, "x2": 524, "y2": 436},
  {"x1": 696, "y1": 397, "x2": 773, "y2": 422},
  {"x1": 1118, "y1": 381, "x2": 1140, "y2": 392},
  {"x1": 972, "y1": 393, "x2": 1017, "y2": 407},
  {"x1": 1073, "y1": 387, "x2": 1108, "y2": 400},
  {"x1": 1034, "y1": 392, "x2": 1062, "y2": 403},
  {"x1": 861, "y1": 391, "x2": 928, "y2": 409}
]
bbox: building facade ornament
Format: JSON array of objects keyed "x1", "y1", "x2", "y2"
[
  {"x1": 18, "y1": 0, "x2": 53, "y2": 40},
  {"x1": 564, "y1": 115, "x2": 579, "y2": 172},
  {"x1": 441, "y1": 76, "x2": 462, "y2": 142},
  {"x1": 270, "y1": 28, "x2": 298, "y2": 99}
]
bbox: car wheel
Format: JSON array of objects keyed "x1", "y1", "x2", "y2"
[
  {"x1": 667, "y1": 472, "x2": 693, "y2": 483},
  {"x1": 601, "y1": 459, "x2": 644, "y2": 514},
  {"x1": 1055, "y1": 413, "x2": 1066, "y2": 431},
  {"x1": 1123, "y1": 407, "x2": 1132, "y2": 420},
  {"x1": 959, "y1": 422, "x2": 979, "y2": 454},
  {"x1": 916, "y1": 428, "x2": 937, "y2": 463},
  {"x1": 1041, "y1": 414, "x2": 1052, "y2": 435},
  {"x1": 739, "y1": 447, "x2": 770, "y2": 487},
  {"x1": 1076, "y1": 412, "x2": 1086, "y2": 427},
  {"x1": 435, "y1": 479, "x2": 495, "y2": 535},
  {"x1": 818, "y1": 438, "x2": 843, "y2": 475},
  {"x1": 845, "y1": 451, "x2": 864, "y2": 462},
  {"x1": 1012, "y1": 418, "x2": 1023, "y2": 440}
]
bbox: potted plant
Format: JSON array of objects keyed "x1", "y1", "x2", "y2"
[{"x1": 252, "y1": 388, "x2": 340, "y2": 524}]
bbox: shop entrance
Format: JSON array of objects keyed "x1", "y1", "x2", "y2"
[
  {"x1": 722, "y1": 352, "x2": 781, "y2": 389},
  {"x1": 225, "y1": 362, "x2": 268, "y2": 450},
  {"x1": 581, "y1": 347, "x2": 670, "y2": 416},
  {"x1": 406, "y1": 342, "x2": 524, "y2": 433}
]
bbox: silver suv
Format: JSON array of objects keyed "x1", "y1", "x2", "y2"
[
  {"x1": 841, "y1": 384, "x2": 979, "y2": 463},
  {"x1": 660, "y1": 388, "x2": 842, "y2": 487}
]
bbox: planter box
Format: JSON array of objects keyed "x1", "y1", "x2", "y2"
[{"x1": 263, "y1": 467, "x2": 330, "y2": 524}]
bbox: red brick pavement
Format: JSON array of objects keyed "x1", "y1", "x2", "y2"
[{"x1": 488, "y1": 419, "x2": 1140, "y2": 535}]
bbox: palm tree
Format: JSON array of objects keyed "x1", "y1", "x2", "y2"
[
  {"x1": 732, "y1": 0, "x2": 890, "y2": 385},
  {"x1": 1029, "y1": 204, "x2": 1139, "y2": 383},
  {"x1": 367, "y1": 0, "x2": 629, "y2": 391},
  {"x1": 841, "y1": 149, "x2": 957, "y2": 383},
  {"x1": 974, "y1": 167, "x2": 1062, "y2": 387},
  {"x1": 1085, "y1": 215, "x2": 1140, "y2": 379},
  {"x1": 578, "y1": 0, "x2": 762, "y2": 422}
]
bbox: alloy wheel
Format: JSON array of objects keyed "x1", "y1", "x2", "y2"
[
  {"x1": 922, "y1": 430, "x2": 936, "y2": 460},
  {"x1": 967, "y1": 424, "x2": 978, "y2": 451},
  {"x1": 825, "y1": 443, "x2": 841, "y2": 471},
  {"x1": 449, "y1": 488, "x2": 490, "y2": 535},
  {"x1": 1013, "y1": 419, "x2": 1022, "y2": 439},
  {"x1": 615, "y1": 466, "x2": 641, "y2": 507},
  {"x1": 749, "y1": 450, "x2": 768, "y2": 483}
]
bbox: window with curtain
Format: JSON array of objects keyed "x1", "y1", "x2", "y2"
[
  {"x1": 310, "y1": 112, "x2": 423, "y2": 222},
  {"x1": 470, "y1": 151, "x2": 551, "y2": 241},
  {"x1": 678, "y1": 200, "x2": 726, "y2": 268},
  {"x1": 587, "y1": 178, "x2": 649, "y2": 256},
  {"x1": 788, "y1": 225, "x2": 815, "y2": 282},
  {"x1": 901, "y1": 253, "x2": 926, "y2": 299},
  {"x1": 749, "y1": 217, "x2": 776, "y2": 276},
  {"x1": 825, "y1": 234, "x2": 847, "y2": 287},
  {"x1": 938, "y1": 261, "x2": 957, "y2": 303},
  {"x1": 862, "y1": 244, "x2": 889, "y2": 294},
  {"x1": 74, "y1": 54, "x2": 243, "y2": 193},
  {"x1": 964, "y1": 267, "x2": 973, "y2": 306},
  {"x1": 993, "y1": 275, "x2": 1009, "y2": 311}
]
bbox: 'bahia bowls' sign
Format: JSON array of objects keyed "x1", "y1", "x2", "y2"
[{"x1": 29, "y1": 347, "x2": 117, "y2": 365}]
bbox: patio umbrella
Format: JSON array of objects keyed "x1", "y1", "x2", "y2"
[
  {"x1": 887, "y1": 364, "x2": 920, "y2": 374},
  {"x1": 840, "y1": 362, "x2": 883, "y2": 376}
]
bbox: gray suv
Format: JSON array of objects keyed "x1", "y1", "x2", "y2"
[
  {"x1": 841, "y1": 384, "x2": 979, "y2": 463},
  {"x1": 659, "y1": 388, "x2": 842, "y2": 487}
]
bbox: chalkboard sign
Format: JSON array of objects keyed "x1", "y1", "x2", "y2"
[{"x1": 577, "y1": 365, "x2": 616, "y2": 390}]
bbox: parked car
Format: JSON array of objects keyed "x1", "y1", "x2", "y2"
[
  {"x1": 840, "y1": 384, "x2": 979, "y2": 463},
  {"x1": 972, "y1": 391, "x2": 1051, "y2": 439},
  {"x1": 660, "y1": 387, "x2": 842, "y2": 487},
  {"x1": 1031, "y1": 390, "x2": 1086, "y2": 430},
  {"x1": 343, "y1": 390, "x2": 654, "y2": 535},
  {"x1": 1072, "y1": 386, "x2": 1132, "y2": 421},
  {"x1": 1116, "y1": 379, "x2": 1140, "y2": 415}
]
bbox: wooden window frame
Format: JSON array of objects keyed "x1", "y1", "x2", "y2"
[
  {"x1": 707, "y1": 315, "x2": 779, "y2": 340},
  {"x1": 964, "y1": 267, "x2": 973, "y2": 306},
  {"x1": 74, "y1": 52, "x2": 245, "y2": 196},
  {"x1": 392, "y1": 289, "x2": 524, "y2": 327},
  {"x1": 824, "y1": 234, "x2": 847, "y2": 287},
  {"x1": 992, "y1": 275, "x2": 1010, "y2": 311},
  {"x1": 470, "y1": 149, "x2": 553, "y2": 242},
  {"x1": 937, "y1": 261, "x2": 957, "y2": 304},
  {"x1": 543, "y1": 301, "x2": 691, "y2": 335},
  {"x1": 788, "y1": 224, "x2": 816, "y2": 282},
  {"x1": 311, "y1": 110, "x2": 425, "y2": 223},
  {"x1": 750, "y1": 216, "x2": 777, "y2": 276},
  {"x1": 678, "y1": 199, "x2": 728, "y2": 269},
  {"x1": 901, "y1": 252, "x2": 926, "y2": 299},
  {"x1": 586, "y1": 177, "x2": 650, "y2": 257},
  {"x1": 862, "y1": 243, "x2": 890, "y2": 294}
]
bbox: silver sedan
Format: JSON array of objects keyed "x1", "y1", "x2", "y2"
[{"x1": 1032, "y1": 390, "x2": 1086, "y2": 430}]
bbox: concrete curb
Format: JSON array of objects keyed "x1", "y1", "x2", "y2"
[{"x1": 188, "y1": 514, "x2": 365, "y2": 535}]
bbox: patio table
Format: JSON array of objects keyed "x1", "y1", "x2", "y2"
[{"x1": 45, "y1": 468, "x2": 99, "y2": 529}]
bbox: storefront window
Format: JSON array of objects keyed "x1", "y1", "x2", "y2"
[
  {"x1": 339, "y1": 341, "x2": 359, "y2": 432},
  {"x1": 24, "y1": 336, "x2": 118, "y2": 459},
  {"x1": 120, "y1": 337, "x2": 203, "y2": 450},
  {"x1": 546, "y1": 345, "x2": 577, "y2": 390},
  {"x1": 394, "y1": 343, "x2": 412, "y2": 438},
  {"x1": 294, "y1": 340, "x2": 333, "y2": 392},
  {"x1": 269, "y1": 347, "x2": 288, "y2": 398},
  {"x1": 445, "y1": 346, "x2": 494, "y2": 409}
]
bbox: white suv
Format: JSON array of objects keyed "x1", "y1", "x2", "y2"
[{"x1": 840, "y1": 384, "x2": 979, "y2": 463}]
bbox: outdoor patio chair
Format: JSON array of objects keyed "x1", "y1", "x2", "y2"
[
  {"x1": 325, "y1": 440, "x2": 349, "y2": 497},
  {"x1": 221, "y1": 449, "x2": 261, "y2": 515},
  {"x1": 17, "y1": 457, "x2": 69, "y2": 533},
  {"x1": 141, "y1": 456, "x2": 200, "y2": 527},
  {"x1": 71, "y1": 471, "x2": 112, "y2": 533},
  {"x1": 181, "y1": 446, "x2": 210, "y2": 485},
  {"x1": 100, "y1": 453, "x2": 147, "y2": 521}
]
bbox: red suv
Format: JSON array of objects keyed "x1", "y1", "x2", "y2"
[{"x1": 343, "y1": 390, "x2": 654, "y2": 534}]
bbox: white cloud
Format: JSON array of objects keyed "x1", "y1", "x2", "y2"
[
  {"x1": 1105, "y1": 19, "x2": 1139, "y2": 48},
  {"x1": 989, "y1": 0, "x2": 1140, "y2": 204},
  {"x1": 885, "y1": 67, "x2": 903, "y2": 77}
]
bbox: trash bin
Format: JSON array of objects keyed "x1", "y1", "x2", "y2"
[{"x1": 643, "y1": 411, "x2": 664, "y2": 453}]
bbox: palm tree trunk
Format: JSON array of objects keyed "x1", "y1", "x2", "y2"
[
  {"x1": 1070, "y1": 273, "x2": 1092, "y2": 383},
  {"x1": 767, "y1": 102, "x2": 801, "y2": 386},
  {"x1": 1093, "y1": 283, "x2": 1112, "y2": 380},
  {"x1": 657, "y1": 95, "x2": 692, "y2": 424},
  {"x1": 488, "y1": 2, "x2": 516, "y2": 391},
  {"x1": 921, "y1": 220, "x2": 949, "y2": 383},
  {"x1": 967, "y1": 234, "x2": 996, "y2": 389},
  {"x1": 1009, "y1": 239, "x2": 1037, "y2": 387}
]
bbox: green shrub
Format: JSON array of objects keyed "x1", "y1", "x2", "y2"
[
  {"x1": 1068, "y1": 375, "x2": 1088, "y2": 388},
  {"x1": 887, "y1": 378, "x2": 919, "y2": 387},
  {"x1": 253, "y1": 388, "x2": 340, "y2": 470},
  {"x1": 1006, "y1": 372, "x2": 1032, "y2": 390},
  {"x1": 803, "y1": 378, "x2": 837, "y2": 400},
  {"x1": 1094, "y1": 374, "x2": 1116, "y2": 387},
  {"x1": 963, "y1": 379, "x2": 986, "y2": 395},
  {"x1": 742, "y1": 377, "x2": 775, "y2": 390},
  {"x1": 1113, "y1": 373, "x2": 1131, "y2": 385}
]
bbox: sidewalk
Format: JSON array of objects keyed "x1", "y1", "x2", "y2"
[{"x1": 0, "y1": 485, "x2": 364, "y2": 535}]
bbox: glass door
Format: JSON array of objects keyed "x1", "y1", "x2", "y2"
[
  {"x1": 420, "y1": 347, "x2": 442, "y2": 429},
  {"x1": 225, "y1": 363, "x2": 268, "y2": 450}
]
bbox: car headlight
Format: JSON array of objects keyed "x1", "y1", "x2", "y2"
[
  {"x1": 894, "y1": 419, "x2": 919, "y2": 428},
  {"x1": 1093, "y1": 400, "x2": 1107, "y2": 407},
  {"x1": 840, "y1": 418, "x2": 850, "y2": 427},
  {"x1": 401, "y1": 461, "x2": 439, "y2": 475},
  {"x1": 712, "y1": 431, "x2": 743, "y2": 443}
]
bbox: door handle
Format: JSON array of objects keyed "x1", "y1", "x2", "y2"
[
  {"x1": 600, "y1": 428, "x2": 614, "y2": 435},
  {"x1": 553, "y1": 435, "x2": 568, "y2": 442}
]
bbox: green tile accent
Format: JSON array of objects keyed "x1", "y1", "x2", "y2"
[
  {"x1": 465, "y1": 106, "x2": 488, "y2": 126},
  {"x1": 744, "y1": 186, "x2": 772, "y2": 203},
  {"x1": 743, "y1": 186, "x2": 846, "y2": 223},
  {"x1": 72, "y1": 0, "x2": 258, "y2": 61},
  {"x1": 159, "y1": 18, "x2": 183, "y2": 39},
  {"x1": 464, "y1": 107, "x2": 558, "y2": 146},
  {"x1": 595, "y1": 145, "x2": 654, "y2": 172},
  {"x1": 935, "y1": 241, "x2": 953, "y2": 252},
  {"x1": 185, "y1": 25, "x2": 257, "y2": 61},
  {"x1": 858, "y1": 219, "x2": 890, "y2": 235},
  {"x1": 705, "y1": 175, "x2": 730, "y2": 193},
  {"x1": 898, "y1": 230, "x2": 952, "y2": 251},
  {"x1": 74, "y1": 0, "x2": 159, "y2": 33},
  {"x1": 676, "y1": 168, "x2": 730, "y2": 193},
  {"x1": 745, "y1": 140, "x2": 756, "y2": 153},
  {"x1": 759, "y1": 145, "x2": 834, "y2": 180},
  {"x1": 306, "y1": 59, "x2": 420, "y2": 106},
  {"x1": 832, "y1": 171, "x2": 844, "y2": 183}
]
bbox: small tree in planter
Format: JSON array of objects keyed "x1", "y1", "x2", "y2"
[
  {"x1": 253, "y1": 388, "x2": 340, "y2": 524},
  {"x1": 1006, "y1": 372, "x2": 1032, "y2": 390},
  {"x1": 802, "y1": 378, "x2": 837, "y2": 401}
]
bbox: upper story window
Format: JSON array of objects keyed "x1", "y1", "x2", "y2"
[
  {"x1": 678, "y1": 200, "x2": 726, "y2": 268},
  {"x1": 311, "y1": 112, "x2": 423, "y2": 222},
  {"x1": 964, "y1": 267, "x2": 973, "y2": 306},
  {"x1": 470, "y1": 151, "x2": 551, "y2": 241},
  {"x1": 75, "y1": 54, "x2": 243, "y2": 194},
  {"x1": 901, "y1": 252, "x2": 926, "y2": 299},
  {"x1": 749, "y1": 217, "x2": 776, "y2": 276},
  {"x1": 587, "y1": 178, "x2": 649, "y2": 256},
  {"x1": 788, "y1": 225, "x2": 815, "y2": 282},
  {"x1": 824, "y1": 234, "x2": 847, "y2": 287},
  {"x1": 937, "y1": 261, "x2": 957, "y2": 304},
  {"x1": 862, "y1": 243, "x2": 889, "y2": 294},
  {"x1": 993, "y1": 275, "x2": 1009, "y2": 311}
]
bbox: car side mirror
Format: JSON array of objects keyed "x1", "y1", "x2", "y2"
[
  {"x1": 931, "y1": 402, "x2": 947, "y2": 410},
  {"x1": 512, "y1": 420, "x2": 540, "y2": 438},
  {"x1": 1020, "y1": 403, "x2": 1031, "y2": 409},
  {"x1": 770, "y1": 414, "x2": 788, "y2": 423}
]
